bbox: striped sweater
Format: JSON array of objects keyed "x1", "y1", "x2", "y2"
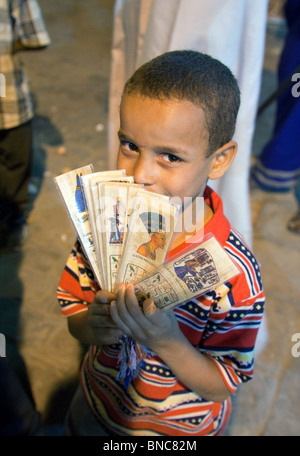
[{"x1": 57, "y1": 187, "x2": 265, "y2": 436}]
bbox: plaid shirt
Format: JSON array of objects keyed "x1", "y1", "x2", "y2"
[{"x1": 0, "y1": 0, "x2": 50, "y2": 129}]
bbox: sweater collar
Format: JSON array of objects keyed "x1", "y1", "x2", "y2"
[{"x1": 202, "y1": 186, "x2": 231, "y2": 245}]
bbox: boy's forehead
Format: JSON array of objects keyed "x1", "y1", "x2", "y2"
[{"x1": 120, "y1": 93, "x2": 209, "y2": 147}]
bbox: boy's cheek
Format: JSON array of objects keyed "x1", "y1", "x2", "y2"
[
  {"x1": 116, "y1": 148, "x2": 125, "y2": 164},
  {"x1": 116, "y1": 151, "x2": 123, "y2": 169},
  {"x1": 117, "y1": 155, "x2": 132, "y2": 175}
]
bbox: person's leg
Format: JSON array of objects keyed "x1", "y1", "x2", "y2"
[{"x1": 0, "y1": 120, "x2": 32, "y2": 246}]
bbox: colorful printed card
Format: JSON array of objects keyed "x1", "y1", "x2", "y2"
[
  {"x1": 133, "y1": 235, "x2": 241, "y2": 310},
  {"x1": 114, "y1": 189, "x2": 178, "y2": 292},
  {"x1": 81, "y1": 172, "x2": 135, "y2": 289},
  {"x1": 99, "y1": 182, "x2": 142, "y2": 292},
  {"x1": 54, "y1": 164, "x2": 103, "y2": 285}
]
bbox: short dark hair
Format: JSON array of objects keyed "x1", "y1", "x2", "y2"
[{"x1": 123, "y1": 50, "x2": 240, "y2": 156}]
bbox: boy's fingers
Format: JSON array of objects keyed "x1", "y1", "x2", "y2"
[
  {"x1": 123, "y1": 285, "x2": 158, "y2": 333},
  {"x1": 89, "y1": 314, "x2": 118, "y2": 328},
  {"x1": 113, "y1": 284, "x2": 150, "y2": 335},
  {"x1": 124, "y1": 284, "x2": 144, "y2": 316},
  {"x1": 89, "y1": 302, "x2": 111, "y2": 316},
  {"x1": 142, "y1": 298, "x2": 163, "y2": 324},
  {"x1": 142, "y1": 297, "x2": 157, "y2": 315},
  {"x1": 94, "y1": 290, "x2": 116, "y2": 303},
  {"x1": 117, "y1": 284, "x2": 143, "y2": 331},
  {"x1": 143, "y1": 299, "x2": 178, "y2": 332},
  {"x1": 110, "y1": 300, "x2": 133, "y2": 336}
]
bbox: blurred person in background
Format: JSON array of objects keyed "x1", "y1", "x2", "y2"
[
  {"x1": 0, "y1": 0, "x2": 50, "y2": 249},
  {"x1": 251, "y1": 0, "x2": 300, "y2": 234}
]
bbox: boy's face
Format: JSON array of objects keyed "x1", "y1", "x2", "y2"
[{"x1": 117, "y1": 94, "x2": 216, "y2": 203}]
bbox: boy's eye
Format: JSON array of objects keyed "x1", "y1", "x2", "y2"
[
  {"x1": 162, "y1": 153, "x2": 181, "y2": 163},
  {"x1": 120, "y1": 140, "x2": 138, "y2": 152}
]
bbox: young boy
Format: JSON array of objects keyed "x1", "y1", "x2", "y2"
[{"x1": 57, "y1": 50, "x2": 265, "y2": 436}]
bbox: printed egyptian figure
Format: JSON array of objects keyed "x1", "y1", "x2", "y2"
[
  {"x1": 174, "y1": 249, "x2": 219, "y2": 292},
  {"x1": 75, "y1": 174, "x2": 88, "y2": 223},
  {"x1": 137, "y1": 212, "x2": 167, "y2": 260},
  {"x1": 109, "y1": 196, "x2": 126, "y2": 244},
  {"x1": 174, "y1": 259, "x2": 199, "y2": 281},
  {"x1": 75, "y1": 174, "x2": 86, "y2": 213}
]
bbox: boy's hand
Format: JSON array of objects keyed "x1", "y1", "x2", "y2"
[
  {"x1": 110, "y1": 284, "x2": 230, "y2": 402},
  {"x1": 87, "y1": 290, "x2": 123, "y2": 345},
  {"x1": 110, "y1": 283, "x2": 184, "y2": 353}
]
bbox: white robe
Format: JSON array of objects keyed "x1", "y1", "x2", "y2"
[
  {"x1": 108, "y1": 0, "x2": 268, "y2": 247},
  {"x1": 108, "y1": 0, "x2": 269, "y2": 354}
]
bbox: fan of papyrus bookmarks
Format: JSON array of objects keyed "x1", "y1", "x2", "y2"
[
  {"x1": 55, "y1": 164, "x2": 240, "y2": 387},
  {"x1": 55, "y1": 164, "x2": 178, "y2": 292}
]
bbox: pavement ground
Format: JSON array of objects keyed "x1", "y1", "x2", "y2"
[{"x1": 0, "y1": 0, "x2": 299, "y2": 437}]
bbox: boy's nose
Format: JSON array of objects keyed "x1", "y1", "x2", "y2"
[{"x1": 133, "y1": 156, "x2": 155, "y2": 186}]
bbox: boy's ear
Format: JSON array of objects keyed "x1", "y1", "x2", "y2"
[{"x1": 208, "y1": 141, "x2": 237, "y2": 180}]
